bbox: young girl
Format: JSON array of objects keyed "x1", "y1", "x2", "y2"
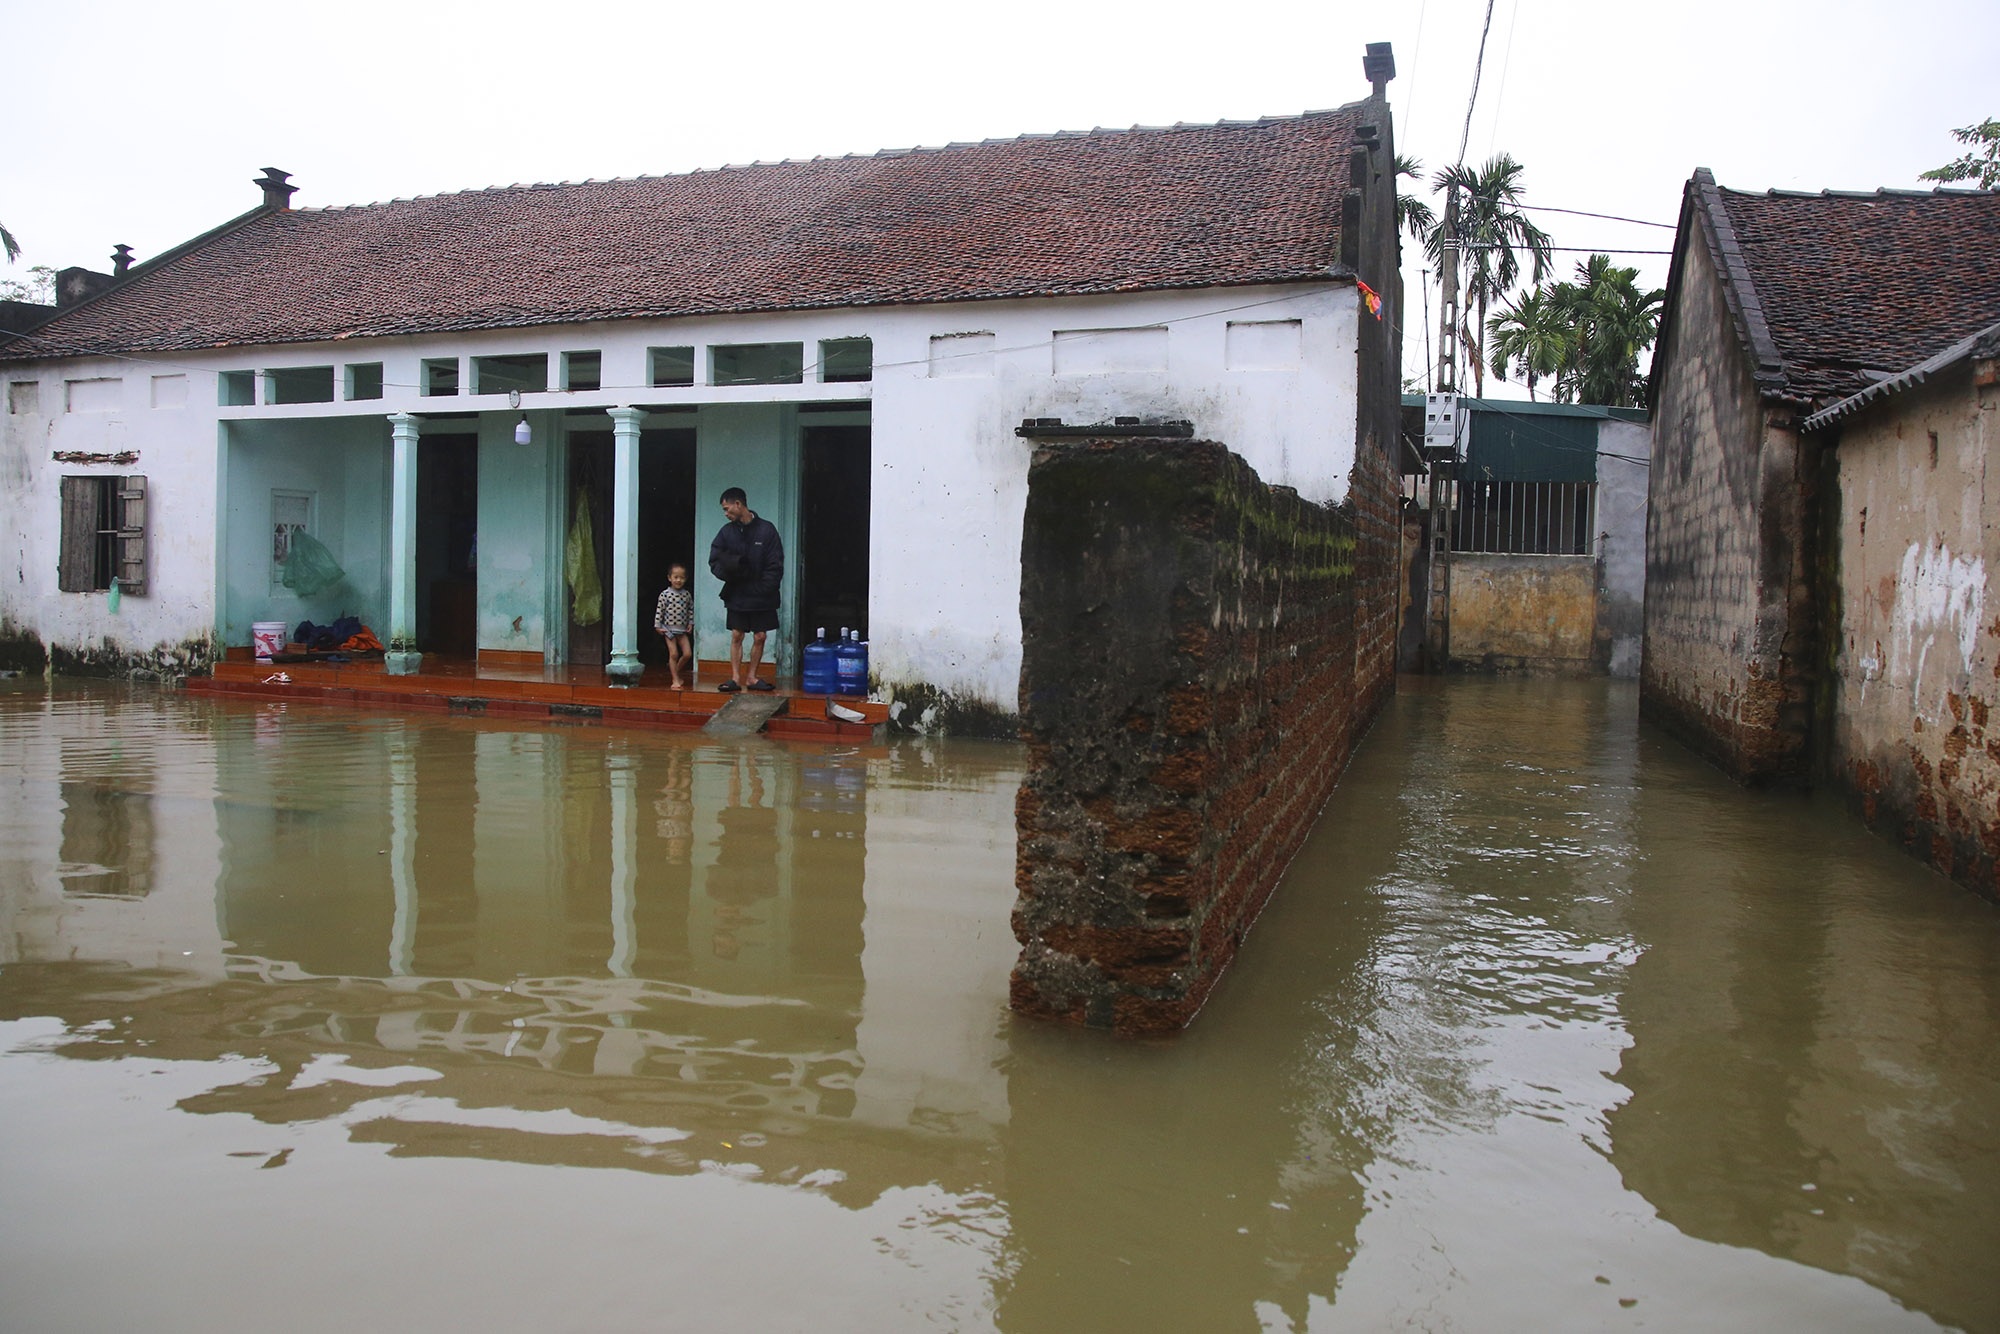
[{"x1": 654, "y1": 563, "x2": 695, "y2": 689}]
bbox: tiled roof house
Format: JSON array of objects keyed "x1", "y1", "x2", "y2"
[
  {"x1": 1643, "y1": 167, "x2": 2000, "y2": 899},
  {"x1": 0, "y1": 69, "x2": 1405, "y2": 730}
]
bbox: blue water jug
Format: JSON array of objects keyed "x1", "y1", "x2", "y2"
[
  {"x1": 835, "y1": 629, "x2": 868, "y2": 697},
  {"x1": 802, "y1": 627, "x2": 838, "y2": 694}
]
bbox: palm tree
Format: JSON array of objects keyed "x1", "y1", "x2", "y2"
[
  {"x1": 1486, "y1": 287, "x2": 1570, "y2": 401},
  {"x1": 1, "y1": 221, "x2": 19, "y2": 265},
  {"x1": 1550, "y1": 255, "x2": 1663, "y2": 407},
  {"x1": 1426, "y1": 154, "x2": 1553, "y2": 396},
  {"x1": 1395, "y1": 154, "x2": 1436, "y2": 251}
]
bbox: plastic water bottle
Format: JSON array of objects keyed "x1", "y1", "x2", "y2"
[
  {"x1": 835, "y1": 628, "x2": 868, "y2": 697},
  {"x1": 802, "y1": 627, "x2": 837, "y2": 694}
]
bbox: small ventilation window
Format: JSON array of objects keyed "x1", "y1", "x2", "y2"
[
  {"x1": 819, "y1": 337, "x2": 873, "y2": 383},
  {"x1": 711, "y1": 342, "x2": 804, "y2": 387},
  {"x1": 649, "y1": 346, "x2": 696, "y2": 387},
  {"x1": 472, "y1": 354, "x2": 547, "y2": 395},
  {"x1": 423, "y1": 359, "x2": 460, "y2": 397},
  {"x1": 265, "y1": 366, "x2": 335, "y2": 404},
  {"x1": 219, "y1": 371, "x2": 256, "y2": 407},
  {"x1": 562, "y1": 351, "x2": 602, "y2": 391},
  {"x1": 345, "y1": 363, "x2": 384, "y2": 401}
]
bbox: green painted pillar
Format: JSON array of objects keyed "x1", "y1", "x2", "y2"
[
  {"x1": 606, "y1": 406, "x2": 645, "y2": 684},
  {"x1": 385, "y1": 412, "x2": 422, "y2": 675}
]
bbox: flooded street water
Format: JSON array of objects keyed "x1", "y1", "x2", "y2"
[{"x1": 2, "y1": 676, "x2": 1996, "y2": 1332}]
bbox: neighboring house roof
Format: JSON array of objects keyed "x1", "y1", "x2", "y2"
[
  {"x1": 1, "y1": 107, "x2": 1372, "y2": 362},
  {"x1": 1657, "y1": 169, "x2": 2000, "y2": 408},
  {"x1": 1804, "y1": 317, "x2": 2000, "y2": 430}
]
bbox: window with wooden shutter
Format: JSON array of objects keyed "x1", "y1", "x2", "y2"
[
  {"x1": 57, "y1": 474, "x2": 146, "y2": 594},
  {"x1": 58, "y1": 476, "x2": 98, "y2": 592},
  {"x1": 117, "y1": 475, "x2": 147, "y2": 596}
]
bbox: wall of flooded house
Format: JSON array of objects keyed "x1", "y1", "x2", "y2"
[
  {"x1": 1011, "y1": 433, "x2": 1394, "y2": 1034},
  {"x1": 1448, "y1": 554, "x2": 1598, "y2": 669},
  {"x1": 1825, "y1": 362, "x2": 2000, "y2": 901},
  {"x1": 1643, "y1": 232, "x2": 1816, "y2": 783},
  {"x1": 1596, "y1": 418, "x2": 1652, "y2": 675}
]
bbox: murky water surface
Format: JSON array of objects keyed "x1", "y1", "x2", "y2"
[{"x1": 2, "y1": 677, "x2": 1996, "y2": 1331}]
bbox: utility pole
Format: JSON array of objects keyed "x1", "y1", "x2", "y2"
[{"x1": 1436, "y1": 186, "x2": 1460, "y2": 395}]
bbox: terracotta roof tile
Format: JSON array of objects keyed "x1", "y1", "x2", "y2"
[
  {"x1": 1713, "y1": 184, "x2": 2000, "y2": 403},
  {"x1": 5, "y1": 108, "x2": 1366, "y2": 361}
]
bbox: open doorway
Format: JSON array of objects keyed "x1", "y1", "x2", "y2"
[
  {"x1": 637, "y1": 427, "x2": 698, "y2": 669},
  {"x1": 416, "y1": 432, "x2": 478, "y2": 656},
  {"x1": 798, "y1": 423, "x2": 871, "y2": 648},
  {"x1": 569, "y1": 426, "x2": 700, "y2": 669},
  {"x1": 566, "y1": 431, "x2": 612, "y2": 667}
]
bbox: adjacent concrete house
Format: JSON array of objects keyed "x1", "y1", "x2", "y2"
[
  {"x1": 1400, "y1": 396, "x2": 1650, "y2": 676},
  {"x1": 1644, "y1": 169, "x2": 2000, "y2": 895},
  {"x1": 1, "y1": 67, "x2": 1405, "y2": 737}
]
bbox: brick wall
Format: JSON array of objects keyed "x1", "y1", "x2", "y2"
[{"x1": 1011, "y1": 435, "x2": 1386, "y2": 1034}]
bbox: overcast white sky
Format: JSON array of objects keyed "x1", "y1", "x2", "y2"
[{"x1": 5, "y1": 0, "x2": 1993, "y2": 398}]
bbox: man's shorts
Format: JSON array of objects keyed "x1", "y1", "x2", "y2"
[{"x1": 726, "y1": 608, "x2": 780, "y2": 633}]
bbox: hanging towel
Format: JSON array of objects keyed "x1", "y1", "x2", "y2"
[{"x1": 565, "y1": 487, "x2": 602, "y2": 626}]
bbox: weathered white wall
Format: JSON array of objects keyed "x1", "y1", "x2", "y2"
[
  {"x1": 1828, "y1": 364, "x2": 2000, "y2": 892},
  {"x1": 2, "y1": 353, "x2": 224, "y2": 670},
  {"x1": 2, "y1": 281, "x2": 1359, "y2": 713}
]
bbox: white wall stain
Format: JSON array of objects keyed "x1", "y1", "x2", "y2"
[{"x1": 1890, "y1": 540, "x2": 1984, "y2": 715}]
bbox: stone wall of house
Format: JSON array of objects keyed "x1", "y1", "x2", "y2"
[
  {"x1": 1643, "y1": 236, "x2": 1817, "y2": 783},
  {"x1": 1010, "y1": 434, "x2": 1384, "y2": 1034},
  {"x1": 1825, "y1": 360, "x2": 2000, "y2": 901}
]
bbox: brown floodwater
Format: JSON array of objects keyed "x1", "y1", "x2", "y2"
[{"x1": 1, "y1": 675, "x2": 1996, "y2": 1331}]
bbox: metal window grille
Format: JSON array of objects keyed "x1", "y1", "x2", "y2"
[{"x1": 1438, "y1": 478, "x2": 1598, "y2": 556}]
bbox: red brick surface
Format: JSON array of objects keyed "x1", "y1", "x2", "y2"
[{"x1": 1012, "y1": 436, "x2": 1395, "y2": 1035}]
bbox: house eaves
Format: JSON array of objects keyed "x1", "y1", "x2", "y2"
[{"x1": 1803, "y1": 318, "x2": 2000, "y2": 431}]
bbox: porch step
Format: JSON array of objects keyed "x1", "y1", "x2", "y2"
[{"x1": 701, "y1": 693, "x2": 788, "y2": 737}]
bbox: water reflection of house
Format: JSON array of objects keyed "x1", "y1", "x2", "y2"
[
  {"x1": 0, "y1": 52, "x2": 1405, "y2": 736},
  {"x1": 0, "y1": 700, "x2": 1018, "y2": 1151},
  {"x1": 1400, "y1": 396, "x2": 1651, "y2": 675}
]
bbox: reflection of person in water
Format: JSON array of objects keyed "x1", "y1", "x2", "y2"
[
  {"x1": 707, "y1": 752, "x2": 779, "y2": 960},
  {"x1": 653, "y1": 748, "x2": 694, "y2": 862}
]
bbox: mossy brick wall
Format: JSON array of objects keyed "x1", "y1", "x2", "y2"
[{"x1": 1011, "y1": 435, "x2": 1384, "y2": 1035}]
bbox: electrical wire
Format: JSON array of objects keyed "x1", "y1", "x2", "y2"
[
  {"x1": 1455, "y1": 0, "x2": 1501, "y2": 168},
  {"x1": 1517, "y1": 203, "x2": 1677, "y2": 229}
]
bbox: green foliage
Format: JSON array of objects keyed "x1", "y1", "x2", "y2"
[
  {"x1": 0, "y1": 220, "x2": 18, "y2": 265},
  {"x1": 1486, "y1": 254, "x2": 1664, "y2": 407},
  {"x1": 0, "y1": 263, "x2": 55, "y2": 305},
  {"x1": 1919, "y1": 117, "x2": 2000, "y2": 189},
  {"x1": 1395, "y1": 154, "x2": 1436, "y2": 250},
  {"x1": 1425, "y1": 154, "x2": 1554, "y2": 396}
]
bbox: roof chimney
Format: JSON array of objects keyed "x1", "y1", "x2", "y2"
[
  {"x1": 111, "y1": 244, "x2": 134, "y2": 277},
  {"x1": 255, "y1": 167, "x2": 297, "y2": 210},
  {"x1": 1363, "y1": 42, "x2": 1396, "y2": 98}
]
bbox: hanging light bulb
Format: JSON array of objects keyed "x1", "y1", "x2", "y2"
[{"x1": 507, "y1": 389, "x2": 530, "y2": 444}]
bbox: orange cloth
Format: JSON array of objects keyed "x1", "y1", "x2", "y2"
[{"x1": 340, "y1": 627, "x2": 385, "y2": 653}]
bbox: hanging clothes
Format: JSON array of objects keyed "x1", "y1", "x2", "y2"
[{"x1": 565, "y1": 486, "x2": 602, "y2": 626}]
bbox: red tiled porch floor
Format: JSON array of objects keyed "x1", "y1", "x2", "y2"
[{"x1": 186, "y1": 652, "x2": 888, "y2": 742}]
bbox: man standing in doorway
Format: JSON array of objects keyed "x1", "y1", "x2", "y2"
[{"x1": 708, "y1": 487, "x2": 783, "y2": 693}]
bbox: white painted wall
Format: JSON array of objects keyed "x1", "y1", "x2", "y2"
[{"x1": 2, "y1": 281, "x2": 1360, "y2": 713}]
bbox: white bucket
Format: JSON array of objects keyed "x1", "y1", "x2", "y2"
[{"x1": 252, "y1": 621, "x2": 287, "y2": 661}]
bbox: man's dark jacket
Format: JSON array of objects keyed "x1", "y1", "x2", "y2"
[{"x1": 708, "y1": 514, "x2": 784, "y2": 612}]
